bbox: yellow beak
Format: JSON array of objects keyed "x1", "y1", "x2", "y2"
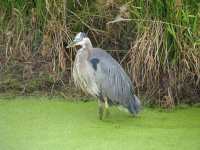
[{"x1": 66, "y1": 41, "x2": 76, "y2": 48}]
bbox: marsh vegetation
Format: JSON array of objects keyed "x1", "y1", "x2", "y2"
[{"x1": 0, "y1": 0, "x2": 199, "y2": 106}]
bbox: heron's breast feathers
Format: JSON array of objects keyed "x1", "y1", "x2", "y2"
[{"x1": 73, "y1": 53, "x2": 100, "y2": 97}]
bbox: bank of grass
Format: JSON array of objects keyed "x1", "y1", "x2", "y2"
[
  {"x1": 0, "y1": 0, "x2": 200, "y2": 104},
  {"x1": 0, "y1": 96, "x2": 200, "y2": 150}
]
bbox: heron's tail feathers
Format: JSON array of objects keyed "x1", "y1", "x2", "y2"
[{"x1": 127, "y1": 95, "x2": 141, "y2": 115}]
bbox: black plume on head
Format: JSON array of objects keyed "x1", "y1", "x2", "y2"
[
  {"x1": 79, "y1": 32, "x2": 87, "y2": 38},
  {"x1": 74, "y1": 32, "x2": 87, "y2": 42}
]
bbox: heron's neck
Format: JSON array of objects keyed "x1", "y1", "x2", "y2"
[{"x1": 82, "y1": 41, "x2": 93, "y2": 59}]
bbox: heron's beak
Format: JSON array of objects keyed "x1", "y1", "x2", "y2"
[{"x1": 66, "y1": 41, "x2": 76, "y2": 48}]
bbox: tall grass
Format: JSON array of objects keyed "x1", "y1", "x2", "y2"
[
  {"x1": 122, "y1": 0, "x2": 200, "y2": 105},
  {"x1": 0, "y1": 0, "x2": 199, "y2": 105}
]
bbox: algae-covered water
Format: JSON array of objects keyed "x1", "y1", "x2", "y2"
[{"x1": 0, "y1": 96, "x2": 200, "y2": 150}]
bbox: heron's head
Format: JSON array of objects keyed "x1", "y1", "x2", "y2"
[{"x1": 67, "y1": 32, "x2": 92, "y2": 49}]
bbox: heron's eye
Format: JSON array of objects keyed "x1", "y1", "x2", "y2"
[{"x1": 74, "y1": 38, "x2": 80, "y2": 43}]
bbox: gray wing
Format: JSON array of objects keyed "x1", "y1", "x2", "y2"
[{"x1": 89, "y1": 48, "x2": 135, "y2": 107}]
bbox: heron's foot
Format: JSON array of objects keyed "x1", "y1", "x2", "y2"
[
  {"x1": 98, "y1": 106, "x2": 104, "y2": 120},
  {"x1": 132, "y1": 113, "x2": 140, "y2": 118}
]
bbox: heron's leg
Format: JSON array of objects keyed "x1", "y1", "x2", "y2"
[
  {"x1": 104, "y1": 97, "x2": 110, "y2": 117},
  {"x1": 98, "y1": 100, "x2": 104, "y2": 120}
]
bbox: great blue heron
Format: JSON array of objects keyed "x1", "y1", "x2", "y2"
[{"x1": 67, "y1": 32, "x2": 140, "y2": 119}]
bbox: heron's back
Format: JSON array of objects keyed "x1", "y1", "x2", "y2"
[{"x1": 90, "y1": 48, "x2": 137, "y2": 107}]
